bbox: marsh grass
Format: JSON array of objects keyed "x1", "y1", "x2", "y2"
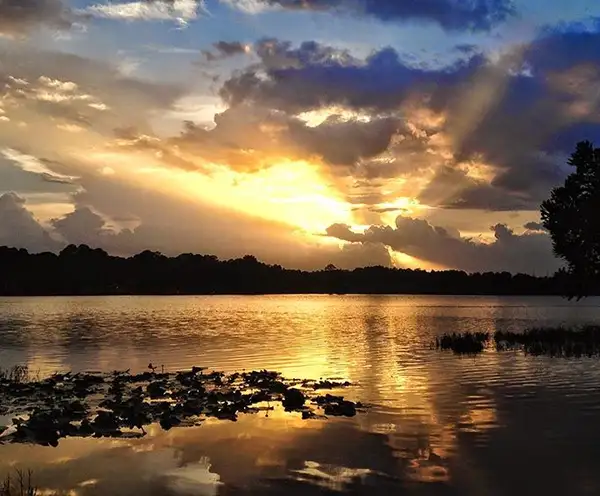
[
  {"x1": 0, "y1": 470, "x2": 37, "y2": 496},
  {"x1": 0, "y1": 366, "x2": 39, "y2": 384},
  {"x1": 435, "y1": 326, "x2": 600, "y2": 357},
  {"x1": 434, "y1": 332, "x2": 489, "y2": 354},
  {"x1": 495, "y1": 326, "x2": 600, "y2": 357}
]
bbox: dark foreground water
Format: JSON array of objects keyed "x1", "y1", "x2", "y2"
[{"x1": 2, "y1": 295, "x2": 600, "y2": 495}]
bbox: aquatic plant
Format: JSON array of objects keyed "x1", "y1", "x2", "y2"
[
  {"x1": 495, "y1": 326, "x2": 600, "y2": 357},
  {"x1": 0, "y1": 367, "x2": 362, "y2": 447},
  {"x1": 433, "y1": 326, "x2": 600, "y2": 358},
  {"x1": 434, "y1": 332, "x2": 490, "y2": 354},
  {"x1": 0, "y1": 366, "x2": 35, "y2": 384},
  {"x1": 0, "y1": 470, "x2": 37, "y2": 496}
]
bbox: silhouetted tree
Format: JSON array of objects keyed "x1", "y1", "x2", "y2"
[
  {"x1": 0, "y1": 244, "x2": 574, "y2": 296},
  {"x1": 541, "y1": 141, "x2": 600, "y2": 298}
]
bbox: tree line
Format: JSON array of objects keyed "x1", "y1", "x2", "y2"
[{"x1": 0, "y1": 244, "x2": 587, "y2": 296}]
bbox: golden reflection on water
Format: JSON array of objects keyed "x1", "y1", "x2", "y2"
[{"x1": 2, "y1": 295, "x2": 600, "y2": 494}]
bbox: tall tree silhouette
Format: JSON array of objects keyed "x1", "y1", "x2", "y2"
[{"x1": 541, "y1": 141, "x2": 600, "y2": 298}]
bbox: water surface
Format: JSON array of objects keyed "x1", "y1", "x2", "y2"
[{"x1": 1, "y1": 295, "x2": 600, "y2": 495}]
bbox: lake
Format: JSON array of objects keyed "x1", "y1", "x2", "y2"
[{"x1": 2, "y1": 295, "x2": 600, "y2": 495}]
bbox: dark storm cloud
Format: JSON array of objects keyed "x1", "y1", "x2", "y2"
[
  {"x1": 240, "y1": 0, "x2": 515, "y2": 31},
  {"x1": 0, "y1": 0, "x2": 75, "y2": 37},
  {"x1": 326, "y1": 215, "x2": 561, "y2": 274}
]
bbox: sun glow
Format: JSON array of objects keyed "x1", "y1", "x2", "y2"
[
  {"x1": 85, "y1": 152, "x2": 353, "y2": 234},
  {"x1": 226, "y1": 161, "x2": 353, "y2": 233}
]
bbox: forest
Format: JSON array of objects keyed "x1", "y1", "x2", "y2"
[{"x1": 0, "y1": 244, "x2": 587, "y2": 296}]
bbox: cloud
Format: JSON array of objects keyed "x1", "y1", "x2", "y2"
[
  {"x1": 219, "y1": 28, "x2": 600, "y2": 212},
  {"x1": 202, "y1": 41, "x2": 250, "y2": 62},
  {"x1": 0, "y1": 43, "x2": 184, "y2": 152},
  {"x1": 0, "y1": 0, "x2": 75, "y2": 37},
  {"x1": 115, "y1": 103, "x2": 411, "y2": 181},
  {"x1": 222, "y1": 0, "x2": 515, "y2": 31},
  {"x1": 51, "y1": 206, "x2": 114, "y2": 246},
  {"x1": 326, "y1": 215, "x2": 561, "y2": 274},
  {"x1": 83, "y1": 0, "x2": 203, "y2": 25},
  {"x1": 0, "y1": 149, "x2": 78, "y2": 194},
  {"x1": 288, "y1": 116, "x2": 400, "y2": 167},
  {"x1": 326, "y1": 223, "x2": 364, "y2": 242},
  {"x1": 3, "y1": 16, "x2": 599, "y2": 276},
  {"x1": 219, "y1": 43, "x2": 466, "y2": 112},
  {"x1": 524, "y1": 221, "x2": 546, "y2": 232},
  {"x1": 0, "y1": 193, "x2": 60, "y2": 252}
]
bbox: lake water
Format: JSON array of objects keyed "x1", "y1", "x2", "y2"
[{"x1": 2, "y1": 295, "x2": 600, "y2": 495}]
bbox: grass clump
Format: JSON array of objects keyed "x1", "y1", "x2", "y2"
[
  {"x1": 0, "y1": 366, "x2": 33, "y2": 384},
  {"x1": 434, "y1": 326, "x2": 600, "y2": 358},
  {"x1": 434, "y1": 332, "x2": 490, "y2": 354},
  {"x1": 495, "y1": 325, "x2": 600, "y2": 357},
  {"x1": 0, "y1": 470, "x2": 37, "y2": 496}
]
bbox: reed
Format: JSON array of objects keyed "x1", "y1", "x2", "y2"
[
  {"x1": 434, "y1": 332, "x2": 490, "y2": 354},
  {"x1": 0, "y1": 470, "x2": 37, "y2": 496},
  {"x1": 495, "y1": 326, "x2": 600, "y2": 357}
]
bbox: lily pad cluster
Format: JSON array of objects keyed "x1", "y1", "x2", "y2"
[{"x1": 0, "y1": 368, "x2": 362, "y2": 447}]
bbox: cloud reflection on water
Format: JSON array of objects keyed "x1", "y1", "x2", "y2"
[{"x1": 2, "y1": 295, "x2": 600, "y2": 494}]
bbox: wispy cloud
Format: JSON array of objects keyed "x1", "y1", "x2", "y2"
[
  {"x1": 219, "y1": 0, "x2": 272, "y2": 14},
  {"x1": 83, "y1": 0, "x2": 204, "y2": 26},
  {"x1": 2, "y1": 149, "x2": 78, "y2": 184}
]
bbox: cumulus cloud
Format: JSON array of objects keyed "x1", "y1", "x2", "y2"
[
  {"x1": 51, "y1": 206, "x2": 115, "y2": 246},
  {"x1": 219, "y1": 43, "x2": 455, "y2": 112},
  {"x1": 0, "y1": 193, "x2": 60, "y2": 252},
  {"x1": 222, "y1": 0, "x2": 515, "y2": 31},
  {"x1": 218, "y1": 28, "x2": 600, "y2": 212},
  {"x1": 114, "y1": 103, "x2": 412, "y2": 181},
  {"x1": 60, "y1": 25, "x2": 598, "y2": 259},
  {"x1": 326, "y1": 215, "x2": 561, "y2": 274},
  {"x1": 0, "y1": 0, "x2": 75, "y2": 37}
]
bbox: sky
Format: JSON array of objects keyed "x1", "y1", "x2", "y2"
[{"x1": 0, "y1": 0, "x2": 599, "y2": 274}]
